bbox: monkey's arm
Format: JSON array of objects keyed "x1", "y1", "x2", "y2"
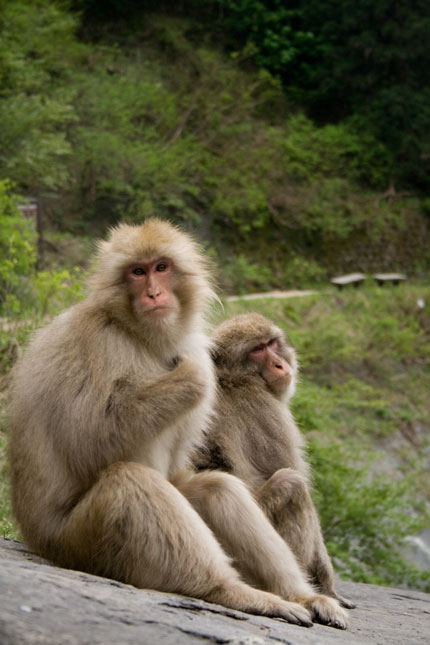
[
  {"x1": 109, "y1": 357, "x2": 206, "y2": 433},
  {"x1": 62, "y1": 357, "x2": 207, "y2": 481}
]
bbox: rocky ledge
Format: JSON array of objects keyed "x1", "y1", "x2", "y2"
[{"x1": 1, "y1": 537, "x2": 429, "y2": 644}]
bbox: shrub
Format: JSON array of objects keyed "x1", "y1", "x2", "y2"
[{"x1": 0, "y1": 180, "x2": 36, "y2": 308}]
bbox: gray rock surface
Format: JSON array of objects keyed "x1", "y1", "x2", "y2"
[{"x1": 1, "y1": 537, "x2": 429, "y2": 644}]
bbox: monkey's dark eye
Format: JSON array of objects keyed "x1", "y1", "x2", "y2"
[
  {"x1": 132, "y1": 267, "x2": 146, "y2": 276},
  {"x1": 251, "y1": 344, "x2": 265, "y2": 353},
  {"x1": 156, "y1": 263, "x2": 168, "y2": 272},
  {"x1": 268, "y1": 338, "x2": 278, "y2": 347}
]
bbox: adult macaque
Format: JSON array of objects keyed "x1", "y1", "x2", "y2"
[
  {"x1": 194, "y1": 312, "x2": 355, "y2": 610},
  {"x1": 9, "y1": 221, "x2": 347, "y2": 629}
]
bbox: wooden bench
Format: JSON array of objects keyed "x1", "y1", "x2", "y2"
[
  {"x1": 330, "y1": 273, "x2": 366, "y2": 289},
  {"x1": 373, "y1": 273, "x2": 407, "y2": 286}
]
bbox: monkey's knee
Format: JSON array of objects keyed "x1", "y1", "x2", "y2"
[
  {"x1": 259, "y1": 468, "x2": 309, "y2": 505},
  {"x1": 194, "y1": 470, "x2": 251, "y2": 500},
  {"x1": 175, "y1": 470, "x2": 253, "y2": 517},
  {"x1": 61, "y1": 462, "x2": 169, "y2": 568}
]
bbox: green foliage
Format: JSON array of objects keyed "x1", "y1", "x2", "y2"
[
  {"x1": 218, "y1": 0, "x2": 315, "y2": 74},
  {"x1": 78, "y1": 0, "x2": 430, "y2": 195},
  {"x1": 0, "y1": 179, "x2": 84, "y2": 319},
  {"x1": 216, "y1": 0, "x2": 430, "y2": 189},
  {"x1": 32, "y1": 269, "x2": 85, "y2": 317},
  {"x1": 309, "y1": 440, "x2": 430, "y2": 590},
  {"x1": 284, "y1": 114, "x2": 391, "y2": 189},
  {"x1": 221, "y1": 254, "x2": 273, "y2": 294},
  {"x1": 0, "y1": 180, "x2": 36, "y2": 304},
  {"x1": 0, "y1": 0, "x2": 83, "y2": 191},
  {"x1": 281, "y1": 255, "x2": 325, "y2": 287},
  {"x1": 0, "y1": 2, "x2": 429, "y2": 280},
  {"x1": 0, "y1": 413, "x2": 17, "y2": 540}
]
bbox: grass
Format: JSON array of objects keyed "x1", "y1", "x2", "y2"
[{"x1": 0, "y1": 390, "x2": 17, "y2": 539}]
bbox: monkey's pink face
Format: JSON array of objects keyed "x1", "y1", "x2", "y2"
[
  {"x1": 126, "y1": 258, "x2": 178, "y2": 318},
  {"x1": 248, "y1": 339, "x2": 292, "y2": 392}
]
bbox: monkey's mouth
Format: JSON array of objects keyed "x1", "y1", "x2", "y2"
[
  {"x1": 143, "y1": 305, "x2": 173, "y2": 316},
  {"x1": 271, "y1": 373, "x2": 291, "y2": 384}
]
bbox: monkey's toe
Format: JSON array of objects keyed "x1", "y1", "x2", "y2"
[
  {"x1": 337, "y1": 594, "x2": 357, "y2": 609},
  {"x1": 274, "y1": 601, "x2": 313, "y2": 628}
]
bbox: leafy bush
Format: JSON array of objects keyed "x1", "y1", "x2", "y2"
[
  {"x1": 0, "y1": 180, "x2": 36, "y2": 307},
  {"x1": 221, "y1": 254, "x2": 273, "y2": 294},
  {"x1": 0, "y1": 1, "x2": 82, "y2": 192},
  {"x1": 0, "y1": 180, "x2": 84, "y2": 319},
  {"x1": 309, "y1": 440, "x2": 430, "y2": 591},
  {"x1": 32, "y1": 269, "x2": 85, "y2": 317},
  {"x1": 284, "y1": 114, "x2": 392, "y2": 189},
  {"x1": 1, "y1": 4, "x2": 429, "y2": 280},
  {"x1": 216, "y1": 0, "x2": 430, "y2": 190}
]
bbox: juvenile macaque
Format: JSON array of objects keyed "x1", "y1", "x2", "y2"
[
  {"x1": 9, "y1": 221, "x2": 348, "y2": 628},
  {"x1": 194, "y1": 312, "x2": 355, "y2": 610}
]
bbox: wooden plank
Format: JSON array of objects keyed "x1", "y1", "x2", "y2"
[
  {"x1": 330, "y1": 273, "x2": 366, "y2": 289},
  {"x1": 373, "y1": 273, "x2": 407, "y2": 286}
]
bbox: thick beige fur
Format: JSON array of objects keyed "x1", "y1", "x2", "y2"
[
  {"x1": 8, "y1": 220, "x2": 348, "y2": 628},
  {"x1": 194, "y1": 312, "x2": 355, "y2": 613}
]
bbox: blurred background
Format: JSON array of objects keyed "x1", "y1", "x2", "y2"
[{"x1": 0, "y1": 0, "x2": 429, "y2": 592}]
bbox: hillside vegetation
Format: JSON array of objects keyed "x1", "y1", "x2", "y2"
[{"x1": 0, "y1": 0, "x2": 429, "y2": 295}]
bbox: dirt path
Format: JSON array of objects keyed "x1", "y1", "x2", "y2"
[{"x1": 226, "y1": 289, "x2": 316, "y2": 302}]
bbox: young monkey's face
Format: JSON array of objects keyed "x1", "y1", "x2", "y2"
[{"x1": 248, "y1": 337, "x2": 293, "y2": 397}]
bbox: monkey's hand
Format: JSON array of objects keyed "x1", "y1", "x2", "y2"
[
  {"x1": 170, "y1": 355, "x2": 209, "y2": 398},
  {"x1": 108, "y1": 358, "x2": 208, "y2": 440}
]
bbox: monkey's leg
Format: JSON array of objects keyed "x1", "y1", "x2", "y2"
[
  {"x1": 258, "y1": 468, "x2": 321, "y2": 568},
  {"x1": 58, "y1": 462, "x2": 312, "y2": 626},
  {"x1": 258, "y1": 469, "x2": 356, "y2": 610},
  {"x1": 309, "y1": 536, "x2": 357, "y2": 609},
  {"x1": 173, "y1": 470, "x2": 349, "y2": 629}
]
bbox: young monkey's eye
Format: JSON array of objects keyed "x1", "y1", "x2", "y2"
[
  {"x1": 156, "y1": 263, "x2": 168, "y2": 272},
  {"x1": 132, "y1": 267, "x2": 146, "y2": 276}
]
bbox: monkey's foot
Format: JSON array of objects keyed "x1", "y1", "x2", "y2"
[
  {"x1": 209, "y1": 584, "x2": 313, "y2": 627},
  {"x1": 301, "y1": 594, "x2": 348, "y2": 629},
  {"x1": 262, "y1": 597, "x2": 314, "y2": 627}
]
